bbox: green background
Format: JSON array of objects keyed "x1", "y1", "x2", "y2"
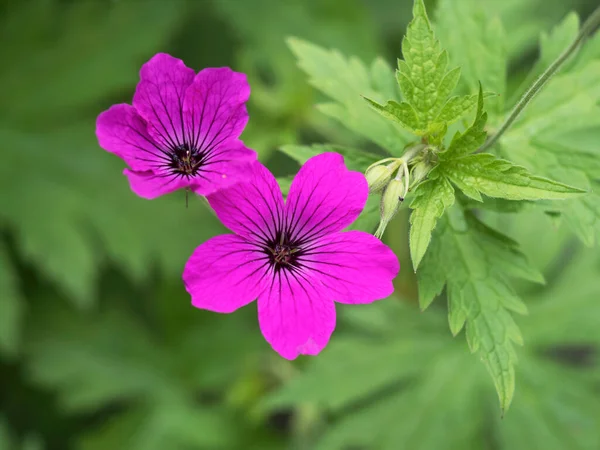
[{"x1": 1, "y1": 0, "x2": 599, "y2": 449}]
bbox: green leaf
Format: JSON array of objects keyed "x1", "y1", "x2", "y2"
[
  {"x1": 503, "y1": 62, "x2": 600, "y2": 146},
  {"x1": 512, "y1": 12, "x2": 580, "y2": 104},
  {"x1": 442, "y1": 154, "x2": 585, "y2": 201},
  {"x1": 499, "y1": 36, "x2": 600, "y2": 245},
  {"x1": 409, "y1": 176, "x2": 455, "y2": 271},
  {"x1": 418, "y1": 209, "x2": 542, "y2": 411},
  {"x1": 399, "y1": 0, "x2": 444, "y2": 125},
  {"x1": 441, "y1": 86, "x2": 487, "y2": 160},
  {"x1": 435, "y1": 0, "x2": 507, "y2": 119},
  {"x1": 279, "y1": 144, "x2": 382, "y2": 172},
  {"x1": 533, "y1": 140, "x2": 600, "y2": 179},
  {"x1": 363, "y1": 98, "x2": 421, "y2": 133},
  {"x1": 395, "y1": 0, "x2": 473, "y2": 130},
  {"x1": 539, "y1": 13, "x2": 580, "y2": 68},
  {"x1": 435, "y1": 91, "x2": 495, "y2": 127},
  {"x1": 263, "y1": 246, "x2": 600, "y2": 447},
  {"x1": 0, "y1": 242, "x2": 24, "y2": 356},
  {"x1": 288, "y1": 38, "x2": 412, "y2": 154}
]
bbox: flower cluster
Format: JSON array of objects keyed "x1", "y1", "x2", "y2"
[{"x1": 96, "y1": 54, "x2": 400, "y2": 359}]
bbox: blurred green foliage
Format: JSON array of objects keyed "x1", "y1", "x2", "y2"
[{"x1": 1, "y1": 0, "x2": 599, "y2": 449}]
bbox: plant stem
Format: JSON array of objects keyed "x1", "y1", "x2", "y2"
[{"x1": 480, "y1": 5, "x2": 600, "y2": 152}]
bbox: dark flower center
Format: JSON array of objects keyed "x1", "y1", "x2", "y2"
[
  {"x1": 168, "y1": 143, "x2": 207, "y2": 177},
  {"x1": 265, "y1": 233, "x2": 302, "y2": 273}
]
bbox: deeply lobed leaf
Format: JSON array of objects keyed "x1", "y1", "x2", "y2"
[{"x1": 418, "y1": 209, "x2": 543, "y2": 411}]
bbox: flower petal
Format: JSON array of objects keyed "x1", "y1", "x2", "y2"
[
  {"x1": 183, "y1": 234, "x2": 269, "y2": 313},
  {"x1": 96, "y1": 104, "x2": 166, "y2": 171},
  {"x1": 258, "y1": 271, "x2": 336, "y2": 360},
  {"x1": 207, "y1": 162, "x2": 284, "y2": 244},
  {"x1": 300, "y1": 230, "x2": 399, "y2": 304},
  {"x1": 183, "y1": 67, "x2": 250, "y2": 154},
  {"x1": 123, "y1": 169, "x2": 188, "y2": 199},
  {"x1": 133, "y1": 53, "x2": 195, "y2": 148},
  {"x1": 285, "y1": 153, "x2": 368, "y2": 243},
  {"x1": 189, "y1": 140, "x2": 257, "y2": 196}
]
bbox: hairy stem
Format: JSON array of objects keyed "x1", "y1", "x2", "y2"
[{"x1": 480, "y1": 5, "x2": 600, "y2": 152}]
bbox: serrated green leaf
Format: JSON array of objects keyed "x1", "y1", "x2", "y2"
[
  {"x1": 503, "y1": 62, "x2": 600, "y2": 146},
  {"x1": 397, "y1": 0, "x2": 472, "y2": 131},
  {"x1": 435, "y1": 0, "x2": 507, "y2": 119},
  {"x1": 409, "y1": 176, "x2": 455, "y2": 271},
  {"x1": 499, "y1": 43, "x2": 600, "y2": 245},
  {"x1": 441, "y1": 86, "x2": 487, "y2": 160},
  {"x1": 279, "y1": 143, "x2": 381, "y2": 172},
  {"x1": 364, "y1": 98, "x2": 422, "y2": 133},
  {"x1": 288, "y1": 38, "x2": 412, "y2": 154},
  {"x1": 0, "y1": 242, "x2": 24, "y2": 356},
  {"x1": 435, "y1": 92, "x2": 494, "y2": 128},
  {"x1": 465, "y1": 215, "x2": 545, "y2": 285},
  {"x1": 263, "y1": 240, "x2": 600, "y2": 448},
  {"x1": 399, "y1": 0, "x2": 442, "y2": 125},
  {"x1": 512, "y1": 12, "x2": 580, "y2": 103},
  {"x1": 418, "y1": 209, "x2": 544, "y2": 411},
  {"x1": 540, "y1": 13, "x2": 580, "y2": 68},
  {"x1": 533, "y1": 139, "x2": 600, "y2": 179},
  {"x1": 443, "y1": 154, "x2": 585, "y2": 201}
]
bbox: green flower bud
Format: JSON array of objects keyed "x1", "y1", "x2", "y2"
[
  {"x1": 375, "y1": 177, "x2": 405, "y2": 239},
  {"x1": 365, "y1": 164, "x2": 393, "y2": 193},
  {"x1": 410, "y1": 161, "x2": 431, "y2": 187}
]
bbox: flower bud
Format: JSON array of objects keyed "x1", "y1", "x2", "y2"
[
  {"x1": 410, "y1": 161, "x2": 431, "y2": 186},
  {"x1": 375, "y1": 177, "x2": 405, "y2": 239},
  {"x1": 365, "y1": 164, "x2": 393, "y2": 193}
]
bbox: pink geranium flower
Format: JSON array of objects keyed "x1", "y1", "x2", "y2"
[
  {"x1": 183, "y1": 153, "x2": 400, "y2": 359},
  {"x1": 96, "y1": 53, "x2": 256, "y2": 198}
]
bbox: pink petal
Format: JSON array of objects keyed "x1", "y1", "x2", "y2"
[
  {"x1": 189, "y1": 140, "x2": 257, "y2": 196},
  {"x1": 183, "y1": 234, "x2": 269, "y2": 313},
  {"x1": 258, "y1": 272, "x2": 336, "y2": 360},
  {"x1": 301, "y1": 231, "x2": 400, "y2": 304},
  {"x1": 123, "y1": 169, "x2": 188, "y2": 199},
  {"x1": 183, "y1": 67, "x2": 250, "y2": 155},
  {"x1": 96, "y1": 104, "x2": 165, "y2": 171},
  {"x1": 207, "y1": 162, "x2": 284, "y2": 243},
  {"x1": 285, "y1": 153, "x2": 368, "y2": 243},
  {"x1": 133, "y1": 53, "x2": 195, "y2": 148}
]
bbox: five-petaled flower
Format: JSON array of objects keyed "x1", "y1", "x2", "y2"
[
  {"x1": 183, "y1": 153, "x2": 400, "y2": 359},
  {"x1": 96, "y1": 53, "x2": 256, "y2": 198}
]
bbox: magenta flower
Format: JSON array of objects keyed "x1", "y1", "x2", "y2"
[
  {"x1": 183, "y1": 153, "x2": 400, "y2": 359},
  {"x1": 96, "y1": 53, "x2": 256, "y2": 198}
]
